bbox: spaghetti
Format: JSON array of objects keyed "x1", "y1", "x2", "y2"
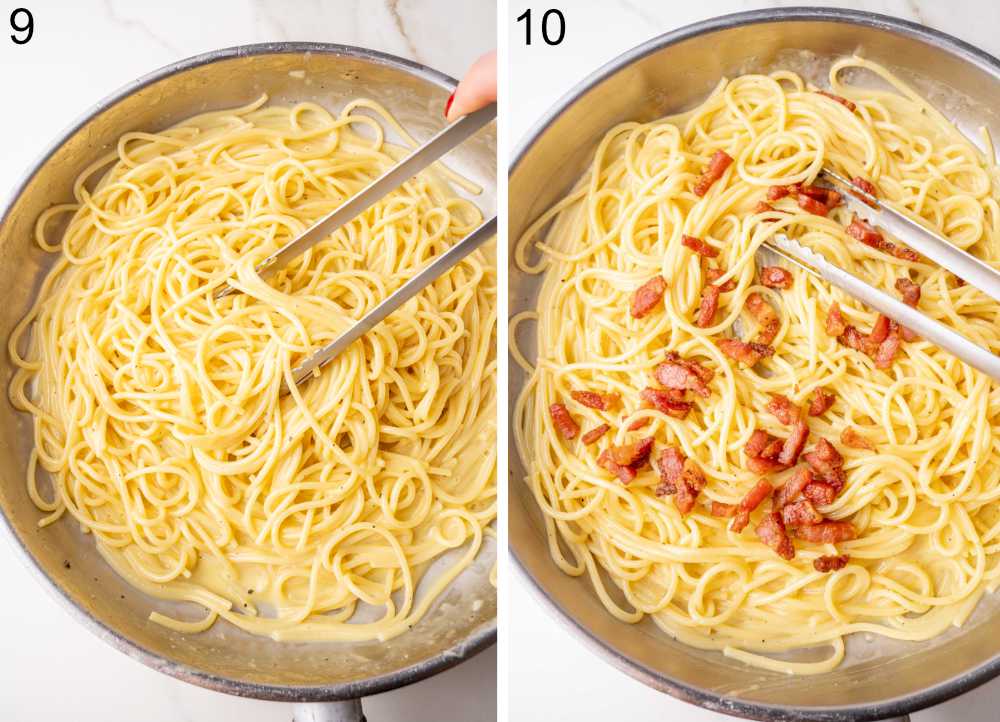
[
  {"x1": 11, "y1": 96, "x2": 497, "y2": 642},
  {"x1": 513, "y1": 57, "x2": 1000, "y2": 673}
]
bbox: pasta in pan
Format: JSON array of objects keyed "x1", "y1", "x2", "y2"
[
  {"x1": 11, "y1": 96, "x2": 497, "y2": 642},
  {"x1": 513, "y1": 57, "x2": 1000, "y2": 673}
]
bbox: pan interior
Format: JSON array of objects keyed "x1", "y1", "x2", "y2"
[
  {"x1": 509, "y1": 14, "x2": 1000, "y2": 718},
  {"x1": 0, "y1": 45, "x2": 496, "y2": 699}
]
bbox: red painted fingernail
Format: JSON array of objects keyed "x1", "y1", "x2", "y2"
[{"x1": 444, "y1": 91, "x2": 455, "y2": 118}]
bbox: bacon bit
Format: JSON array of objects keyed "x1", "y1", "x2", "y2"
[
  {"x1": 768, "y1": 185, "x2": 793, "y2": 201},
  {"x1": 746, "y1": 456, "x2": 790, "y2": 473},
  {"x1": 841, "y1": 427, "x2": 875, "y2": 451},
  {"x1": 665, "y1": 352, "x2": 714, "y2": 383},
  {"x1": 797, "y1": 184, "x2": 828, "y2": 201},
  {"x1": 706, "y1": 267, "x2": 736, "y2": 292},
  {"x1": 731, "y1": 479, "x2": 774, "y2": 533},
  {"x1": 825, "y1": 302, "x2": 848, "y2": 337},
  {"x1": 826, "y1": 190, "x2": 843, "y2": 210},
  {"x1": 756, "y1": 512, "x2": 795, "y2": 559},
  {"x1": 803, "y1": 482, "x2": 837, "y2": 506},
  {"x1": 869, "y1": 314, "x2": 891, "y2": 344},
  {"x1": 852, "y1": 176, "x2": 878, "y2": 207},
  {"x1": 809, "y1": 388, "x2": 835, "y2": 417},
  {"x1": 761, "y1": 437, "x2": 785, "y2": 459},
  {"x1": 695, "y1": 284, "x2": 721, "y2": 328},
  {"x1": 774, "y1": 467, "x2": 813, "y2": 508},
  {"x1": 597, "y1": 449, "x2": 636, "y2": 484},
  {"x1": 814, "y1": 554, "x2": 850, "y2": 572},
  {"x1": 711, "y1": 501, "x2": 736, "y2": 517},
  {"x1": 610, "y1": 438, "x2": 654, "y2": 467},
  {"x1": 745, "y1": 430, "x2": 773, "y2": 458},
  {"x1": 874, "y1": 321, "x2": 902, "y2": 369},
  {"x1": 895, "y1": 277, "x2": 921, "y2": 307},
  {"x1": 777, "y1": 419, "x2": 809, "y2": 466},
  {"x1": 630, "y1": 275, "x2": 667, "y2": 319},
  {"x1": 781, "y1": 499, "x2": 823, "y2": 528},
  {"x1": 840, "y1": 325, "x2": 878, "y2": 356},
  {"x1": 797, "y1": 520, "x2": 857, "y2": 544},
  {"x1": 718, "y1": 338, "x2": 774, "y2": 367},
  {"x1": 655, "y1": 447, "x2": 686, "y2": 496},
  {"x1": 694, "y1": 150, "x2": 734, "y2": 197},
  {"x1": 581, "y1": 424, "x2": 610, "y2": 445},
  {"x1": 571, "y1": 390, "x2": 620, "y2": 411},
  {"x1": 767, "y1": 394, "x2": 799, "y2": 425},
  {"x1": 654, "y1": 361, "x2": 710, "y2": 398},
  {"x1": 895, "y1": 277, "x2": 921, "y2": 341},
  {"x1": 817, "y1": 90, "x2": 857, "y2": 112},
  {"x1": 754, "y1": 201, "x2": 778, "y2": 217},
  {"x1": 798, "y1": 193, "x2": 830, "y2": 216},
  {"x1": 745, "y1": 293, "x2": 780, "y2": 345},
  {"x1": 846, "y1": 214, "x2": 920, "y2": 262},
  {"x1": 674, "y1": 461, "x2": 707, "y2": 514},
  {"x1": 627, "y1": 415, "x2": 652, "y2": 431},
  {"x1": 802, "y1": 439, "x2": 846, "y2": 487},
  {"x1": 681, "y1": 234, "x2": 719, "y2": 258},
  {"x1": 760, "y1": 266, "x2": 793, "y2": 289},
  {"x1": 549, "y1": 403, "x2": 579, "y2": 440},
  {"x1": 640, "y1": 388, "x2": 693, "y2": 419}
]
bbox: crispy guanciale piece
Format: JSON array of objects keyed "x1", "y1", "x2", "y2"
[
  {"x1": 798, "y1": 193, "x2": 831, "y2": 216},
  {"x1": 896, "y1": 277, "x2": 921, "y2": 306},
  {"x1": 809, "y1": 388, "x2": 835, "y2": 417},
  {"x1": 550, "y1": 403, "x2": 579, "y2": 440},
  {"x1": 706, "y1": 267, "x2": 736, "y2": 292},
  {"x1": 762, "y1": 437, "x2": 784, "y2": 459},
  {"x1": 627, "y1": 414, "x2": 652, "y2": 431},
  {"x1": 846, "y1": 214, "x2": 920, "y2": 262},
  {"x1": 711, "y1": 501, "x2": 736, "y2": 517},
  {"x1": 760, "y1": 266, "x2": 793, "y2": 289},
  {"x1": 745, "y1": 429, "x2": 772, "y2": 458},
  {"x1": 610, "y1": 437, "x2": 654, "y2": 467},
  {"x1": 694, "y1": 149, "x2": 734, "y2": 197},
  {"x1": 798, "y1": 183, "x2": 842, "y2": 211},
  {"x1": 731, "y1": 479, "x2": 774, "y2": 533},
  {"x1": 817, "y1": 90, "x2": 857, "y2": 112},
  {"x1": 674, "y1": 460, "x2": 707, "y2": 514},
  {"x1": 665, "y1": 352, "x2": 714, "y2": 383},
  {"x1": 754, "y1": 201, "x2": 778, "y2": 217},
  {"x1": 852, "y1": 176, "x2": 877, "y2": 199},
  {"x1": 655, "y1": 446, "x2": 686, "y2": 495},
  {"x1": 781, "y1": 499, "x2": 823, "y2": 528},
  {"x1": 654, "y1": 361, "x2": 710, "y2": 398},
  {"x1": 840, "y1": 325, "x2": 878, "y2": 356},
  {"x1": 767, "y1": 394, "x2": 799, "y2": 425},
  {"x1": 640, "y1": 388, "x2": 693, "y2": 419},
  {"x1": 825, "y1": 302, "x2": 848, "y2": 337},
  {"x1": 598, "y1": 449, "x2": 636, "y2": 484},
  {"x1": 746, "y1": 456, "x2": 789, "y2": 473},
  {"x1": 745, "y1": 292, "x2": 780, "y2": 345},
  {"x1": 768, "y1": 184, "x2": 793, "y2": 200},
  {"x1": 630, "y1": 275, "x2": 667, "y2": 319},
  {"x1": 681, "y1": 234, "x2": 719, "y2": 258},
  {"x1": 802, "y1": 439, "x2": 846, "y2": 490},
  {"x1": 745, "y1": 430, "x2": 789, "y2": 474},
  {"x1": 796, "y1": 520, "x2": 857, "y2": 544},
  {"x1": 814, "y1": 554, "x2": 850, "y2": 572},
  {"x1": 718, "y1": 338, "x2": 774, "y2": 367},
  {"x1": 778, "y1": 419, "x2": 809, "y2": 466},
  {"x1": 695, "y1": 284, "x2": 721, "y2": 328},
  {"x1": 581, "y1": 424, "x2": 610, "y2": 445},
  {"x1": 874, "y1": 321, "x2": 902, "y2": 369},
  {"x1": 869, "y1": 314, "x2": 891, "y2": 345},
  {"x1": 756, "y1": 511, "x2": 795, "y2": 560},
  {"x1": 571, "y1": 390, "x2": 621, "y2": 411},
  {"x1": 774, "y1": 466, "x2": 813, "y2": 508},
  {"x1": 803, "y1": 482, "x2": 837, "y2": 506},
  {"x1": 841, "y1": 426, "x2": 875, "y2": 451}
]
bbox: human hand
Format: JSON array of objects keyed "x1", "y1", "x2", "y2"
[{"x1": 445, "y1": 50, "x2": 497, "y2": 121}]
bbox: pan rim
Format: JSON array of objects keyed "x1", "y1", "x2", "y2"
[
  {"x1": 508, "y1": 7, "x2": 1000, "y2": 721},
  {"x1": 0, "y1": 41, "x2": 496, "y2": 703}
]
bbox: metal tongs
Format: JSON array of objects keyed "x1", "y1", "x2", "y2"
[
  {"x1": 762, "y1": 168, "x2": 1000, "y2": 380},
  {"x1": 215, "y1": 103, "x2": 497, "y2": 390}
]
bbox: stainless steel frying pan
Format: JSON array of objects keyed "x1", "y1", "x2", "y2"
[
  {"x1": 0, "y1": 43, "x2": 496, "y2": 722},
  {"x1": 509, "y1": 8, "x2": 1000, "y2": 722}
]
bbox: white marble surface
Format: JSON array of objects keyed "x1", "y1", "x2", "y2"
[
  {"x1": 509, "y1": 1, "x2": 1000, "y2": 721},
  {"x1": 0, "y1": 2, "x2": 495, "y2": 721}
]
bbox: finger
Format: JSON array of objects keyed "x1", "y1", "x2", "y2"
[{"x1": 446, "y1": 50, "x2": 497, "y2": 121}]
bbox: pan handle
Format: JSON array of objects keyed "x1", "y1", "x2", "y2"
[{"x1": 292, "y1": 700, "x2": 366, "y2": 722}]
